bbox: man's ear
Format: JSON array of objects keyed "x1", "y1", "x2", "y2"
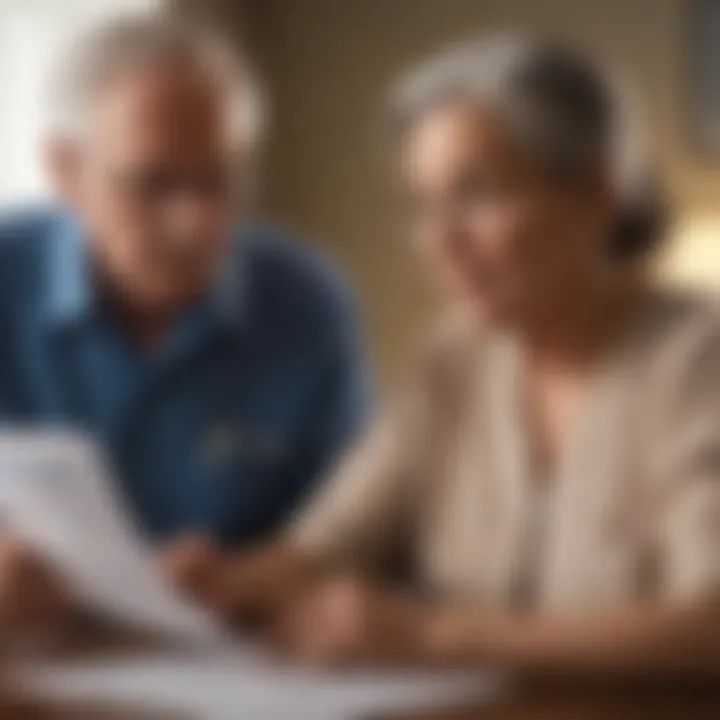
[{"x1": 42, "y1": 136, "x2": 81, "y2": 206}]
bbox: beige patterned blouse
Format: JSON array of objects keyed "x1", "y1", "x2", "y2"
[{"x1": 291, "y1": 290, "x2": 720, "y2": 612}]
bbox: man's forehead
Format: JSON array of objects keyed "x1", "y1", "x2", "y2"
[{"x1": 86, "y1": 62, "x2": 239, "y2": 160}]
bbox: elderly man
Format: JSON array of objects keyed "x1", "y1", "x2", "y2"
[{"x1": 0, "y1": 15, "x2": 370, "y2": 637}]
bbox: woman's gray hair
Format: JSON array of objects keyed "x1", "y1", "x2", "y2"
[
  {"x1": 390, "y1": 35, "x2": 667, "y2": 260},
  {"x1": 45, "y1": 11, "x2": 265, "y2": 153}
]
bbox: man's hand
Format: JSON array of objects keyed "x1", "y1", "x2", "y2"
[
  {"x1": 0, "y1": 535, "x2": 71, "y2": 641},
  {"x1": 159, "y1": 538, "x2": 322, "y2": 628},
  {"x1": 273, "y1": 576, "x2": 432, "y2": 668},
  {"x1": 157, "y1": 535, "x2": 233, "y2": 617}
]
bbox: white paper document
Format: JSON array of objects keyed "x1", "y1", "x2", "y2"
[
  {"x1": 0, "y1": 430, "x2": 222, "y2": 644},
  {"x1": 17, "y1": 652, "x2": 496, "y2": 720}
]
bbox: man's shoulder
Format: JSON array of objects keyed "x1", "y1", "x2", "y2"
[{"x1": 239, "y1": 224, "x2": 358, "y2": 332}]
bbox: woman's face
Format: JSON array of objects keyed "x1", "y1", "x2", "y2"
[{"x1": 400, "y1": 101, "x2": 612, "y2": 328}]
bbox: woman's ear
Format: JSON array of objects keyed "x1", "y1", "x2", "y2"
[{"x1": 42, "y1": 136, "x2": 81, "y2": 206}]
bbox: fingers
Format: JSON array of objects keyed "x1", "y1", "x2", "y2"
[
  {"x1": 157, "y1": 534, "x2": 232, "y2": 615},
  {"x1": 0, "y1": 536, "x2": 71, "y2": 638},
  {"x1": 157, "y1": 534, "x2": 215, "y2": 593}
]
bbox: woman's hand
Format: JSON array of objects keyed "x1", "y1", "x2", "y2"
[{"x1": 273, "y1": 576, "x2": 433, "y2": 668}]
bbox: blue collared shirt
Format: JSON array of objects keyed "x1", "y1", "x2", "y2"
[{"x1": 0, "y1": 207, "x2": 372, "y2": 546}]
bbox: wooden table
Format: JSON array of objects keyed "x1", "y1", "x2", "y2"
[
  {"x1": 2, "y1": 683, "x2": 719, "y2": 720},
  {"x1": 2, "y1": 625, "x2": 718, "y2": 719},
  {"x1": 404, "y1": 681, "x2": 720, "y2": 719}
]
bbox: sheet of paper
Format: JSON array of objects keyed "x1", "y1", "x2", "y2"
[
  {"x1": 0, "y1": 431, "x2": 223, "y2": 645},
  {"x1": 16, "y1": 649, "x2": 498, "y2": 720}
]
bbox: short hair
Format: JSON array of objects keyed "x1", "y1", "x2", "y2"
[
  {"x1": 390, "y1": 34, "x2": 668, "y2": 261},
  {"x1": 45, "y1": 11, "x2": 265, "y2": 152}
]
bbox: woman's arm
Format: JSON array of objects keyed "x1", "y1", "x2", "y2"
[
  {"x1": 426, "y1": 597, "x2": 720, "y2": 677},
  {"x1": 273, "y1": 576, "x2": 720, "y2": 677},
  {"x1": 217, "y1": 365, "x2": 432, "y2": 623}
]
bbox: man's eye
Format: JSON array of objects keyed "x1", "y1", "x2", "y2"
[
  {"x1": 123, "y1": 172, "x2": 173, "y2": 199},
  {"x1": 120, "y1": 169, "x2": 235, "y2": 201}
]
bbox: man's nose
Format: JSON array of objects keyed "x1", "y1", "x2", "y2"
[{"x1": 161, "y1": 196, "x2": 220, "y2": 245}]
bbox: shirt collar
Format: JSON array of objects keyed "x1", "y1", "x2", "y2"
[
  {"x1": 209, "y1": 230, "x2": 246, "y2": 331},
  {"x1": 43, "y1": 210, "x2": 247, "y2": 336},
  {"x1": 43, "y1": 210, "x2": 94, "y2": 330}
]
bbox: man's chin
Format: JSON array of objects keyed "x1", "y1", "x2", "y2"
[{"x1": 129, "y1": 282, "x2": 207, "y2": 317}]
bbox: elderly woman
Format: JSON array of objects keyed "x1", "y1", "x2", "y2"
[{"x1": 167, "y1": 36, "x2": 720, "y2": 676}]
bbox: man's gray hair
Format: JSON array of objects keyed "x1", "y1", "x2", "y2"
[
  {"x1": 391, "y1": 34, "x2": 667, "y2": 260},
  {"x1": 45, "y1": 11, "x2": 265, "y2": 151}
]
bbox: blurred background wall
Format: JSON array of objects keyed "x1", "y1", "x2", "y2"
[{"x1": 172, "y1": 0, "x2": 720, "y2": 385}]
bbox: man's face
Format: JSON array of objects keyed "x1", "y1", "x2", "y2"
[{"x1": 50, "y1": 59, "x2": 243, "y2": 312}]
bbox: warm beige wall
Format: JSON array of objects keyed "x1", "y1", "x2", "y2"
[{"x1": 201, "y1": 0, "x2": 720, "y2": 384}]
